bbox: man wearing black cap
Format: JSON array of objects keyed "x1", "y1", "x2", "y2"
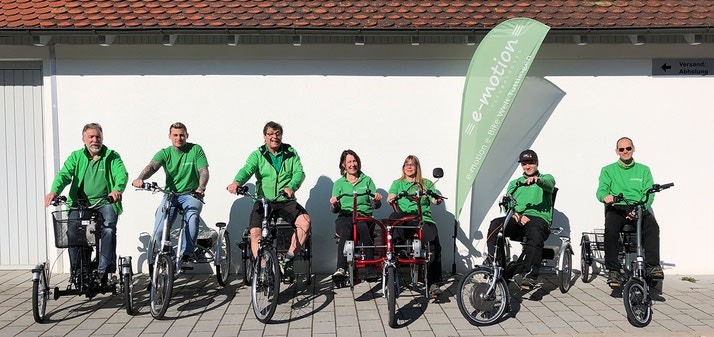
[{"x1": 485, "y1": 149, "x2": 556, "y2": 289}]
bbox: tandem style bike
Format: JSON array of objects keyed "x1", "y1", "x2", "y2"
[
  {"x1": 235, "y1": 187, "x2": 313, "y2": 323},
  {"x1": 138, "y1": 182, "x2": 232, "y2": 319},
  {"x1": 457, "y1": 183, "x2": 573, "y2": 326},
  {"x1": 581, "y1": 182, "x2": 673, "y2": 327},
  {"x1": 338, "y1": 168, "x2": 446, "y2": 328},
  {"x1": 32, "y1": 196, "x2": 135, "y2": 323}
]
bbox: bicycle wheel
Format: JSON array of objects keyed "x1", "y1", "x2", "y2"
[
  {"x1": 32, "y1": 266, "x2": 48, "y2": 323},
  {"x1": 123, "y1": 273, "x2": 136, "y2": 315},
  {"x1": 216, "y1": 231, "x2": 231, "y2": 287},
  {"x1": 559, "y1": 246, "x2": 573, "y2": 293},
  {"x1": 385, "y1": 266, "x2": 397, "y2": 328},
  {"x1": 623, "y1": 278, "x2": 652, "y2": 327},
  {"x1": 150, "y1": 254, "x2": 174, "y2": 319},
  {"x1": 251, "y1": 248, "x2": 280, "y2": 323},
  {"x1": 457, "y1": 266, "x2": 509, "y2": 326},
  {"x1": 580, "y1": 235, "x2": 591, "y2": 283}
]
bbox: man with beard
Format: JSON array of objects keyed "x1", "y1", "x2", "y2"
[{"x1": 45, "y1": 123, "x2": 128, "y2": 285}]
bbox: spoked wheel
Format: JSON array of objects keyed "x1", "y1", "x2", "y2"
[
  {"x1": 123, "y1": 273, "x2": 136, "y2": 315},
  {"x1": 580, "y1": 235, "x2": 592, "y2": 283},
  {"x1": 150, "y1": 254, "x2": 174, "y2": 319},
  {"x1": 558, "y1": 246, "x2": 573, "y2": 293},
  {"x1": 623, "y1": 278, "x2": 652, "y2": 327},
  {"x1": 32, "y1": 265, "x2": 48, "y2": 323},
  {"x1": 457, "y1": 266, "x2": 509, "y2": 326},
  {"x1": 242, "y1": 248, "x2": 254, "y2": 287},
  {"x1": 216, "y1": 231, "x2": 232, "y2": 287},
  {"x1": 251, "y1": 249, "x2": 280, "y2": 323},
  {"x1": 385, "y1": 266, "x2": 397, "y2": 328}
]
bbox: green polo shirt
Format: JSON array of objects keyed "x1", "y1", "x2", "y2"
[
  {"x1": 80, "y1": 158, "x2": 110, "y2": 205},
  {"x1": 332, "y1": 173, "x2": 378, "y2": 216},
  {"x1": 152, "y1": 143, "x2": 208, "y2": 193},
  {"x1": 388, "y1": 179, "x2": 437, "y2": 224}
]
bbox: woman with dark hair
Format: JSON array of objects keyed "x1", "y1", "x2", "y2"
[{"x1": 330, "y1": 149, "x2": 382, "y2": 282}]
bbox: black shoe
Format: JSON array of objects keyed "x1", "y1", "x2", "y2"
[
  {"x1": 607, "y1": 270, "x2": 624, "y2": 288},
  {"x1": 180, "y1": 255, "x2": 194, "y2": 270},
  {"x1": 365, "y1": 266, "x2": 381, "y2": 282},
  {"x1": 98, "y1": 272, "x2": 108, "y2": 287},
  {"x1": 280, "y1": 259, "x2": 295, "y2": 284},
  {"x1": 520, "y1": 272, "x2": 538, "y2": 290},
  {"x1": 646, "y1": 265, "x2": 664, "y2": 280}
]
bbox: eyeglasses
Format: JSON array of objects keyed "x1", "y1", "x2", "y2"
[
  {"x1": 404, "y1": 163, "x2": 416, "y2": 167},
  {"x1": 265, "y1": 131, "x2": 282, "y2": 137},
  {"x1": 618, "y1": 146, "x2": 632, "y2": 152}
]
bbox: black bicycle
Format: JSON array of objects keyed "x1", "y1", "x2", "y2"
[{"x1": 32, "y1": 195, "x2": 135, "y2": 323}]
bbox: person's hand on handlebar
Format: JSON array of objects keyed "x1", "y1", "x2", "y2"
[
  {"x1": 226, "y1": 181, "x2": 242, "y2": 194},
  {"x1": 524, "y1": 176, "x2": 541, "y2": 185},
  {"x1": 603, "y1": 195, "x2": 616, "y2": 204},
  {"x1": 43, "y1": 192, "x2": 57, "y2": 208},
  {"x1": 108, "y1": 190, "x2": 122, "y2": 203}
]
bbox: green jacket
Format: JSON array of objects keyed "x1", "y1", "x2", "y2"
[
  {"x1": 507, "y1": 173, "x2": 556, "y2": 225},
  {"x1": 50, "y1": 146, "x2": 128, "y2": 214},
  {"x1": 596, "y1": 160, "x2": 654, "y2": 210},
  {"x1": 233, "y1": 143, "x2": 305, "y2": 200}
]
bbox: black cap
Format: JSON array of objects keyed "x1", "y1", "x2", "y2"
[{"x1": 518, "y1": 149, "x2": 538, "y2": 163}]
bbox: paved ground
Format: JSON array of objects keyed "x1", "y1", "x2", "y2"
[{"x1": 1, "y1": 268, "x2": 713, "y2": 337}]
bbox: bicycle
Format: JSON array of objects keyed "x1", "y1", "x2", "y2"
[
  {"x1": 582, "y1": 182, "x2": 673, "y2": 327},
  {"x1": 235, "y1": 186, "x2": 313, "y2": 323},
  {"x1": 31, "y1": 195, "x2": 135, "y2": 323},
  {"x1": 138, "y1": 182, "x2": 232, "y2": 319}
]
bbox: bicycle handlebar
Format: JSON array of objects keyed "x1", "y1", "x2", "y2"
[
  {"x1": 50, "y1": 195, "x2": 114, "y2": 209},
  {"x1": 136, "y1": 181, "x2": 205, "y2": 203},
  {"x1": 332, "y1": 190, "x2": 381, "y2": 213},
  {"x1": 234, "y1": 186, "x2": 291, "y2": 203},
  {"x1": 612, "y1": 182, "x2": 674, "y2": 206}
]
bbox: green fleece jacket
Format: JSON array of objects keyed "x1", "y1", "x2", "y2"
[
  {"x1": 50, "y1": 145, "x2": 128, "y2": 214},
  {"x1": 233, "y1": 143, "x2": 305, "y2": 200},
  {"x1": 596, "y1": 160, "x2": 654, "y2": 210},
  {"x1": 506, "y1": 173, "x2": 556, "y2": 225}
]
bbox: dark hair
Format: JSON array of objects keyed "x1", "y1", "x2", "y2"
[
  {"x1": 339, "y1": 149, "x2": 362, "y2": 176},
  {"x1": 616, "y1": 136, "x2": 634, "y2": 148},
  {"x1": 169, "y1": 122, "x2": 187, "y2": 133},
  {"x1": 82, "y1": 123, "x2": 103, "y2": 135},
  {"x1": 263, "y1": 121, "x2": 283, "y2": 135}
]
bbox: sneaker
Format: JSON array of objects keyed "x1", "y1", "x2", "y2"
[
  {"x1": 429, "y1": 284, "x2": 443, "y2": 298},
  {"x1": 280, "y1": 259, "x2": 295, "y2": 284},
  {"x1": 365, "y1": 266, "x2": 381, "y2": 282},
  {"x1": 646, "y1": 265, "x2": 664, "y2": 280},
  {"x1": 98, "y1": 272, "x2": 108, "y2": 287},
  {"x1": 483, "y1": 256, "x2": 493, "y2": 266},
  {"x1": 607, "y1": 270, "x2": 624, "y2": 288},
  {"x1": 332, "y1": 268, "x2": 346, "y2": 280},
  {"x1": 180, "y1": 255, "x2": 194, "y2": 270},
  {"x1": 520, "y1": 272, "x2": 538, "y2": 290}
]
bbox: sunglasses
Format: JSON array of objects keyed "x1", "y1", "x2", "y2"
[{"x1": 618, "y1": 146, "x2": 633, "y2": 152}]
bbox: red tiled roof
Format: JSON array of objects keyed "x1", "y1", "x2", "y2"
[{"x1": 0, "y1": 0, "x2": 711, "y2": 31}]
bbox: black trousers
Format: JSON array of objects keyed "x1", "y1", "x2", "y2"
[
  {"x1": 604, "y1": 205, "x2": 660, "y2": 271},
  {"x1": 335, "y1": 215, "x2": 375, "y2": 271},
  {"x1": 389, "y1": 212, "x2": 442, "y2": 285},
  {"x1": 486, "y1": 215, "x2": 549, "y2": 276}
]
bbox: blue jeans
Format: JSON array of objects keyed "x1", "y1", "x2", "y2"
[
  {"x1": 153, "y1": 194, "x2": 202, "y2": 257},
  {"x1": 68, "y1": 203, "x2": 118, "y2": 275}
]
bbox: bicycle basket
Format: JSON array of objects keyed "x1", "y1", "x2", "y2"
[{"x1": 51, "y1": 210, "x2": 101, "y2": 248}]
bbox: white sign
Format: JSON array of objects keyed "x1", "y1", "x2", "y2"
[{"x1": 652, "y1": 58, "x2": 712, "y2": 76}]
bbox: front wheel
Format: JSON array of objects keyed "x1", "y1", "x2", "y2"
[
  {"x1": 385, "y1": 266, "x2": 397, "y2": 328},
  {"x1": 251, "y1": 248, "x2": 280, "y2": 323},
  {"x1": 558, "y1": 246, "x2": 573, "y2": 293},
  {"x1": 580, "y1": 235, "x2": 591, "y2": 283},
  {"x1": 123, "y1": 274, "x2": 136, "y2": 315},
  {"x1": 150, "y1": 254, "x2": 174, "y2": 319},
  {"x1": 624, "y1": 278, "x2": 652, "y2": 327},
  {"x1": 32, "y1": 266, "x2": 48, "y2": 323},
  {"x1": 457, "y1": 266, "x2": 509, "y2": 326},
  {"x1": 216, "y1": 231, "x2": 231, "y2": 287}
]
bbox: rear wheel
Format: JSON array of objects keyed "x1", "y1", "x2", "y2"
[
  {"x1": 624, "y1": 278, "x2": 652, "y2": 327},
  {"x1": 123, "y1": 274, "x2": 136, "y2": 315},
  {"x1": 386, "y1": 266, "x2": 397, "y2": 328},
  {"x1": 32, "y1": 267, "x2": 48, "y2": 323},
  {"x1": 559, "y1": 246, "x2": 573, "y2": 293},
  {"x1": 149, "y1": 254, "x2": 174, "y2": 319},
  {"x1": 457, "y1": 266, "x2": 508, "y2": 326},
  {"x1": 216, "y1": 231, "x2": 231, "y2": 286},
  {"x1": 251, "y1": 248, "x2": 280, "y2": 323},
  {"x1": 580, "y1": 235, "x2": 591, "y2": 283}
]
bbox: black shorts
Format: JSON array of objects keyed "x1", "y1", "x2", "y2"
[{"x1": 249, "y1": 200, "x2": 308, "y2": 229}]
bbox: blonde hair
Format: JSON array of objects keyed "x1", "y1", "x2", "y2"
[{"x1": 399, "y1": 155, "x2": 426, "y2": 190}]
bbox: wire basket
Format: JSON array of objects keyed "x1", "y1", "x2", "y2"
[{"x1": 51, "y1": 210, "x2": 100, "y2": 248}]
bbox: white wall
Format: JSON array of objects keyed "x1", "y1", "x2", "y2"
[{"x1": 28, "y1": 42, "x2": 714, "y2": 276}]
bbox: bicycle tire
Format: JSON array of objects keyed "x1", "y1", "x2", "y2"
[
  {"x1": 559, "y1": 246, "x2": 573, "y2": 293},
  {"x1": 624, "y1": 278, "x2": 652, "y2": 327},
  {"x1": 348, "y1": 263, "x2": 355, "y2": 290},
  {"x1": 580, "y1": 235, "x2": 591, "y2": 283},
  {"x1": 216, "y1": 231, "x2": 231, "y2": 287},
  {"x1": 242, "y1": 244, "x2": 253, "y2": 287},
  {"x1": 150, "y1": 254, "x2": 174, "y2": 319},
  {"x1": 123, "y1": 273, "x2": 136, "y2": 315},
  {"x1": 457, "y1": 266, "x2": 509, "y2": 326},
  {"x1": 386, "y1": 266, "x2": 397, "y2": 328},
  {"x1": 251, "y1": 248, "x2": 280, "y2": 323},
  {"x1": 32, "y1": 267, "x2": 48, "y2": 323}
]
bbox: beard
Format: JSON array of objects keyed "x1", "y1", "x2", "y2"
[{"x1": 87, "y1": 144, "x2": 102, "y2": 155}]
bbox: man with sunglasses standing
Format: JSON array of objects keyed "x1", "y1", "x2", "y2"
[{"x1": 597, "y1": 137, "x2": 663, "y2": 287}]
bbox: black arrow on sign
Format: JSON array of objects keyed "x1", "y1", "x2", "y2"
[{"x1": 661, "y1": 63, "x2": 672, "y2": 72}]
